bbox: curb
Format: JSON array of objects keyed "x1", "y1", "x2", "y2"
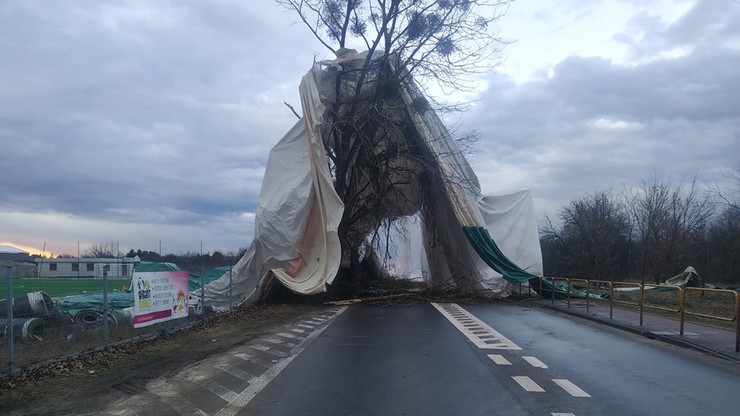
[{"x1": 537, "y1": 302, "x2": 740, "y2": 363}]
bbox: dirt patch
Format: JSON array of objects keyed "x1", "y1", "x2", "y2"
[{"x1": 0, "y1": 302, "x2": 325, "y2": 415}]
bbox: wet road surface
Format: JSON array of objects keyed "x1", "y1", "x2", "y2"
[{"x1": 90, "y1": 303, "x2": 740, "y2": 415}]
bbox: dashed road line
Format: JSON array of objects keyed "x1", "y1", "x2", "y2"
[
  {"x1": 553, "y1": 379, "x2": 591, "y2": 397},
  {"x1": 431, "y1": 303, "x2": 521, "y2": 350},
  {"x1": 511, "y1": 376, "x2": 545, "y2": 392},
  {"x1": 435, "y1": 303, "x2": 591, "y2": 414},
  {"x1": 488, "y1": 354, "x2": 512, "y2": 365},
  {"x1": 522, "y1": 356, "x2": 549, "y2": 368}
]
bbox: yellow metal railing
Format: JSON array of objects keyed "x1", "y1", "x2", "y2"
[
  {"x1": 588, "y1": 280, "x2": 614, "y2": 319},
  {"x1": 680, "y1": 287, "x2": 740, "y2": 352},
  {"x1": 641, "y1": 284, "x2": 683, "y2": 327},
  {"x1": 539, "y1": 277, "x2": 740, "y2": 353}
]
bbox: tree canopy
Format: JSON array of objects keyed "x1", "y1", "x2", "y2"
[{"x1": 277, "y1": 0, "x2": 510, "y2": 93}]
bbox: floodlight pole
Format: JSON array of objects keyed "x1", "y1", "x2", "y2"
[
  {"x1": 102, "y1": 265, "x2": 110, "y2": 348},
  {"x1": 200, "y1": 241, "x2": 205, "y2": 322},
  {"x1": 5, "y1": 266, "x2": 13, "y2": 374}
]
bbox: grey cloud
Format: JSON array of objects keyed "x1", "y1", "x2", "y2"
[
  {"x1": 0, "y1": 0, "x2": 318, "y2": 240},
  {"x1": 621, "y1": 0, "x2": 740, "y2": 59},
  {"x1": 468, "y1": 2, "x2": 740, "y2": 217}
]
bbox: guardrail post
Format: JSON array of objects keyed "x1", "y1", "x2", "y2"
[{"x1": 639, "y1": 284, "x2": 644, "y2": 327}]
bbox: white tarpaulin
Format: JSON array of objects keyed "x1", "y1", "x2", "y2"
[{"x1": 202, "y1": 50, "x2": 542, "y2": 310}]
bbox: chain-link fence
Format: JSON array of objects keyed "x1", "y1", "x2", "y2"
[{"x1": 1, "y1": 265, "x2": 235, "y2": 377}]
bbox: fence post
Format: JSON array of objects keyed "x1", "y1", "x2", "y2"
[
  {"x1": 609, "y1": 282, "x2": 614, "y2": 319},
  {"x1": 735, "y1": 293, "x2": 739, "y2": 353},
  {"x1": 229, "y1": 264, "x2": 233, "y2": 313},
  {"x1": 639, "y1": 284, "x2": 644, "y2": 327},
  {"x1": 102, "y1": 265, "x2": 109, "y2": 348},
  {"x1": 200, "y1": 266, "x2": 205, "y2": 322},
  {"x1": 539, "y1": 277, "x2": 542, "y2": 299},
  {"x1": 679, "y1": 288, "x2": 685, "y2": 336},
  {"x1": 586, "y1": 280, "x2": 590, "y2": 314},
  {"x1": 5, "y1": 266, "x2": 14, "y2": 375},
  {"x1": 551, "y1": 278, "x2": 555, "y2": 304},
  {"x1": 566, "y1": 279, "x2": 570, "y2": 308}
]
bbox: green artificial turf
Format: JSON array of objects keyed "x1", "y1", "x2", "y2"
[{"x1": 0, "y1": 278, "x2": 130, "y2": 299}]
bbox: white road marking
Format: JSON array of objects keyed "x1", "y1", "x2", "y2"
[
  {"x1": 296, "y1": 323, "x2": 315, "y2": 329},
  {"x1": 249, "y1": 344, "x2": 274, "y2": 352},
  {"x1": 198, "y1": 379, "x2": 238, "y2": 402},
  {"x1": 522, "y1": 356, "x2": 548, "y2": 368},
  {"x1": 216, "y1": 365, "x2": 257, "y2": 382},
  {"x1": 553, "y1": 379, "x2": 591, "y2": 397},
  {"x1": 264, "y1": 337, "x2": 298, "y2": 346},
  {"x1": 552, "y1": 413, "x2": 576, "y2": 416},
  {"x1": 488, "y1": 354, "x2": 512, "y2": 365},
  {"x1": 233, "y1": 352, "x2": 275, "y2": 368},
  {"x1": 214, "y1": 306, "x2": 348, "y2": 416},
  {"x1": 431, "y1": 303, "x2": 521, "y2": 350},
  {"x1": 150, "y1": 382, "x2": 207, "y2": 416},
  {"x1": 276, "y1": 332, "x2": 301, "y2": 339},
  {"x1": 512, "y1": 376, "x2": 545, "y2": 392},
  {"x1": 289, "y1": 328, "x2": 306, "y2": 333}
]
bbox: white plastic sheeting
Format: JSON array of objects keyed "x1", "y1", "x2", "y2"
[
  {"x1": 376, "y1": 189, "x2": 543, "y2": 289},
  {"x1": 202, "y1": 51, "x2": 542, "y2": 310},
  {"x1": 201, "y1": 118, "x2": 343, "y2": 310},
  {"x1": 478, "y1": 190, "x2": 543, "y2": 280}
]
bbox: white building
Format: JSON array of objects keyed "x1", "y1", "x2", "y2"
[{"x1": 35, "y1": 256, "x2": 140, "y2": 278}]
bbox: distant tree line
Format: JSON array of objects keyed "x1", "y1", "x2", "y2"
[
  {"x1": 61, "y1": 241, "x2": 247, "y2": 271},
  {"x1": 122, "y1": 248, "x2": 246, "y2": 270},
  {"x1": 540, "y1": 171, "x2": 740, "y2": 287}
]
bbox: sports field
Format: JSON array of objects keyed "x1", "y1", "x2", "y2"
[{"x1": 0, "y1": 278, "x2": 129, "y2": 299}]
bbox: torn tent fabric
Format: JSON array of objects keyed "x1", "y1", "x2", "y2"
[{"x1": 202, "y1": 50, "x2": 541, "y2": 311}]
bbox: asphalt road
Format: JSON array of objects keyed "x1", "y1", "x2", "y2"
[{"x1": 237, "y1": 303, "x2": 740, "y2": 416}]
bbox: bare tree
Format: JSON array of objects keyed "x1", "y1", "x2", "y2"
[
  {"x1": 705, "y1": 166, "x2": 740, "y2": 286},
  {"x1": 84, "y1": 241, "x2": 120, "y2": 258},
  {"x1": 628, "y1": 175, "x2": 714, "y2": 283},
  {"x1": 276, "y1": 0, "x2": 510, "y2": 93},
  {"x1": 277, "y1": 0, "x2": 511, "y2": 286},
  {"x1": 709, "y1": 166, "x2": 740, "y2": 211},
  {"x1": 706, "y1": 207, "x2": 740, "y2": 286},
  {"x1": 539, "y1": 190, "x2": 631, "y2": 280}
]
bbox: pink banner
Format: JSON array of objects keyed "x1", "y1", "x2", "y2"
[{"x1": 132, "y1": 270, "x2": 189, "y2": 328}]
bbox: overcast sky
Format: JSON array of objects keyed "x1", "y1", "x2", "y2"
[{"x1": 1, "y1": 0, "x2": 738, "y2": 257}]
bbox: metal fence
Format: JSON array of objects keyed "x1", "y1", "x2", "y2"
[
  {"x1": 1, "y1": 265, "x2": 235, "y2": 378},
  {"x1": 539, "y1": 276, "x2": 740, "y2": 352}
]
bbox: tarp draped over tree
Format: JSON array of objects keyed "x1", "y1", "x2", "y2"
[{"x1": 202, "y1": 50, "x2": 542, "y2": 311}]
